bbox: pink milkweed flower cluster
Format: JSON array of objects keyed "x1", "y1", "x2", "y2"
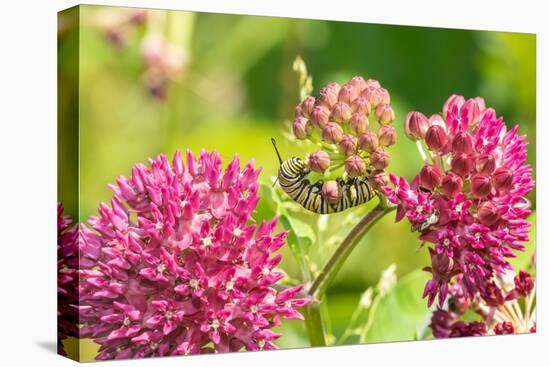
[
  {"x1": 93, "y1": 8, "x2": 147, "y2": 50},
  {"x1": 77, "y1": 150, "x2": 308, "y2": 360},
  {"x1": 293, "y1": 76, "x2": 396, "y2": 201},
  {"x1": 57, "y1": 203, "x2": 79, "y2": 355},
  {"x1": 382, "y1": 95, "x2": 534, "y2": 308},
  {"x1": 92, "y1": 9, "x2": 187, "y2": 99},
  {"x1": 140, "y1": 36, "x2": 187, "y2": 99},
  {"x1": 430, "y1": 269, "x2": 536, "y2": 337}
]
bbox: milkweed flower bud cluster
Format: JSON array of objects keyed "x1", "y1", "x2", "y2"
[
  {"x1": 293, "y1": 76, "x2": 396, "y2": 201},
  {"x1": 382, "y1": 95, "x2": 534, "y2": 308},
  {"x1": 430, "y1": 270, "x2": 536, "y2": 338},
  {"x1": 94, "y1": 8, "x2": 147, "y2": 49},
  {"x1": 140, "y1": 36, "x2": 187, "y2": 99},
  {"x1": 76, "y1": 150, "x2": 308, "y2": 359},
  {"x1": 92, "y1": 9, "x2": 187, "y2": 99},
  {"x1": 57, "y1": 203, "x2": 79, "y2": 356}
]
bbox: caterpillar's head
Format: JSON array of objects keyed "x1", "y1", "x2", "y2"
[
  {"x1": 271, "y1": 138, "x2": 307, "y2": 174},
  {"x1": 290, "y1": 156, "x2": 305, "y2": 167}
]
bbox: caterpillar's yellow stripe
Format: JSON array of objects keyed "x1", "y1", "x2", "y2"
[
  {"x1": 277, "y1": 156, "x2": 374, "y2": 214},
  {"x1": 271, "y1": 138, "x2": 374, "y2": 214}
]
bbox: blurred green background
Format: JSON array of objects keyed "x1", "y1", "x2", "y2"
[{"x1": 58, "y1": 5, "x2": 536, "y2": 360}]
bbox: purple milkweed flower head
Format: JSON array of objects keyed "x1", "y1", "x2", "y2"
[
  {"x1": 141, "y1": 36, "x2": 188, "y2": 99},
  {"x1": 93, "y1": 9, "x2": 148, "y2": 50},
  {"x1": 382, "y1": 95, "x2": 534, "y2": 308},
  {"x1": 57, "y1": 203, "x2": 79, "y2": 355},
  {"x1": 292, "y1": 76, "x2": 396, "y2": 203},
  {"x1": 430, "y1": 309, "x2": 487, "y2": 338},
  {"x1": 429, "y1": 269, "x2": 536, "y2": 338},
  {"x1": 77, "y1": 150, "x2": 308, "y2": 359},
  {"x1": 91, "y1": 8, "x2": 187, "y2": 100}
]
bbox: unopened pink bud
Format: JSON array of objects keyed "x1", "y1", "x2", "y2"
[
  {"x1": 322, "y1": 122, "x2": 344, "y2": 144},
  {"x1": 404, "y1": 111, "x2": 429, "y2": 140},
  {"x1": 451, "y1": 131, "x2": 474, "y2": 154},
  {"x1": 431, "y1": 252, "x2": 454, "y2": 276},
  {"x1": 345, "y1": 155, "x2": 367, "y2": 177},
  {"x1": 349, "y1": 113, "x2": 369, "y2": 134},
  {"x1": 494, "y1": 322, "x2": 515, "y2": 335},
  {"x1": 443, "y1": 94, "x2": 465, "y2": 119},
  {"x1": 300, "y1": 96, "x2": 316, "y2": 118},
  {"x1": 292, "y1": 117, "x2": 312, "y2": 140},
  {"x1": 295, "y1": 104, "x2": 303, "y2": 118},
  {"x1": 369, "y1": 169, "x2": 387, "y2": 191},
  {"x1": 428, "y1": 114, "x2": 445, "y2": 128},
  {"x1": 425, "y1": 125, "x2": 448, "y2": 151},
  {"x1": 349, "y1": 76, "x2": 367, "y2": 90},
  {"x1": 376, "y1": 104, "x2": 395, "y2": 125},
  {"x1": 476, "y1": 153, "x2": 496, "y2": 175},
  {"x1": 378, "y1": 88, "x2": 391, "y2": 105},
  {"x1": 147, "y1": 75, "x2": 168, "y2": 99},
  {"x1": 441, "y1": 173, "x2": 463, "y2": 197},
  {"x1": 129, "y1": 10, "x2": 147, "y2": 25},
  {"x1": 308, "y1": 150, "x2": 331, "y2": 173},
  {"x1": 358, "y1": 131, "x2": 378, "y2": 152},
  {"x1": 361, "y1": 87, "x2": 383, "y2": 108},
  {"x1": 451, "y1": 153, "x2": 474, "y2": 177},
  {"x1": 514, "y1": 271, "x2": 534, "y2": 297},
  {"x1": 338, "y1": 83, "x2": 360, "y2": 104},
  {"x1": 311, "y1": 105, "x2": 331, "y2": 128},
  {"x1": 318, "y1": 83, "x2": 340, "y2": 108},
  {"x1": 477, "y1": 200, "x2": 499, "y2": 226},
  {"x1": 493, "y1": 167, "x2": 514, "y2": 191},
  {"x1": 350, "y1": 97, "x2": 371, "y2": 115},
  {"x1": 378, "y1": 125, "x2": 397, "y2": 146},
  {"x1": 371, "y1": 148, "x2": 390, "y2": 170},
  {"x1": 471, "y1": 174, "x2": 493, "y2": 198},
  {"x1": 419, "y1": 164, "x2": 442, "y2": 190},
  {"x1": 322, "y1": 181, "x2": 340, "y2": 204},
  {"x1": 364, "y1": 79, "x2": 381, "y2": 89},
  {"x1": 339, "y1": 134, "x2": 358, "y2": 156},
  {"x1": 106, "y1": 29, "x2": 128, "y2": 49},
  {"x1": 331, "y1": 102, "x2": 352, "y2": 123}
]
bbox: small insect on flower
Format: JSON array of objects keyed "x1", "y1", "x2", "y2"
[{"x1": 271, "y1": 138, "x2": 375, "y2": 214}]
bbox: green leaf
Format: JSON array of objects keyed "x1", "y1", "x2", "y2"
[
  {"x1": 258, "y1": 182, "x2": 315, "y2": 255},
  {"x1": 338, "y1": 265, "x2": 397, "y2": 345},
  {"x1": 255, "y1": 181, "x2": 283, "y2": 227},
  {"x1": 279, "y1": 214, "x2": 315, "y2": 254},
  {"x1": 361, "y1": 270, "x2": 432, "y2": 343}
]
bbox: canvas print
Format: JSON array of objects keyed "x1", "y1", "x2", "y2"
[{"x1": 57, "y1": 4, "x2": 536, "y2": 362}]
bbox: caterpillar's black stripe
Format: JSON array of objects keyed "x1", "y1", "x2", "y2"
[
  {"x1": 276, "y1": 156, "x2": 375, "y2": 214},
  {"x1": 270, "y1": 138, "x2": 374, "y2": 214}
]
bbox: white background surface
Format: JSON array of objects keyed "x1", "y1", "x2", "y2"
[{"x1": 0, "y1": 0, "x2": 547, "y2": 366}]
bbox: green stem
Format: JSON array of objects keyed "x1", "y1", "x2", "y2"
[
  {"x1": 336, "y1": 294, "x2": 367, "y2": 344},
  {"x1": 308, "y1": 198, "x2": 395, "y2": 298},
  {"x1": 359, "y1": 295, "x2": 382, "y2": 343},
  {"x1": 303, "y1": 299, "x2": 327, "y2": 346}
]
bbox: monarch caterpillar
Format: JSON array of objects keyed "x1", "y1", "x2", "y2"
[{"x1": 271, "y1": 138, "x2": 375, "y2": 214}]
